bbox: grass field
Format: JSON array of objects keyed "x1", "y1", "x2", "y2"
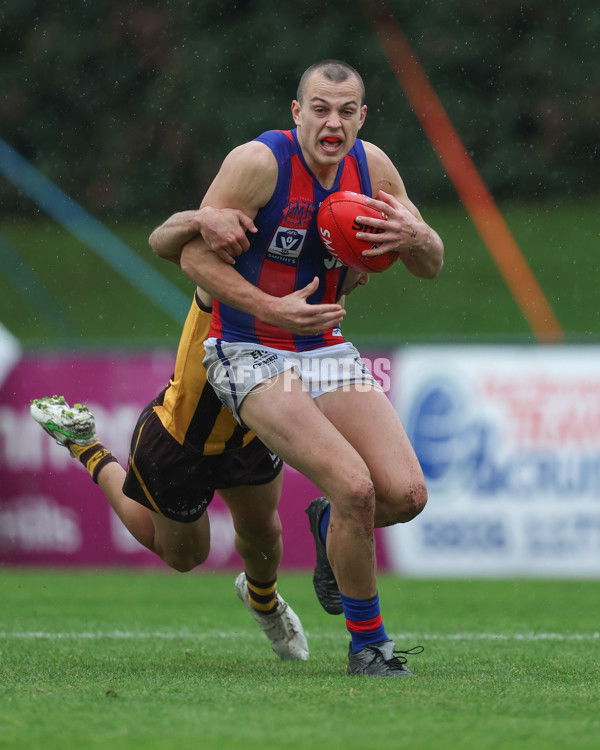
[
  {"x1": 1, "y1": 570, "x2": 598, "y2": 750},
  {"x1": 2, "y1": 198, "x2": 599, "y2": 749},
  {"x1": 1, "y1": 196, "x2": 599, "y2": 349}
]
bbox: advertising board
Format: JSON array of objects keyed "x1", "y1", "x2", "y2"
[{"x1": 387, "y1": 346, "x2": 600, "y2": 577}]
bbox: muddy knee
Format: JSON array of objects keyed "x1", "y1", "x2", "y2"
[
  {"x1": 332, "y1": 474, "x2": 376, "y2": 533},
  {"x1": 376, "y1": 481, "x2": 428, "y2": 526}
]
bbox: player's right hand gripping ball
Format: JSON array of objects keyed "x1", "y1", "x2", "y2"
[{"x1": 317, "y1": 191, "x2": 399, "y2": 273}]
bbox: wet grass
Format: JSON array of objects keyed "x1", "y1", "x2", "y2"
[{"x1": 1, "y1": 571, "x2": 599, "y2": 750}]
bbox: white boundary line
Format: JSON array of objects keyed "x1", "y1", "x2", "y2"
[{"x1": 0, "y1": 630, "x2": 598, "y2": 641}]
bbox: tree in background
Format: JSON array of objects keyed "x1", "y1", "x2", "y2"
[{"x1": 1, "y1": 0, "x2": 598, "y2": 218}]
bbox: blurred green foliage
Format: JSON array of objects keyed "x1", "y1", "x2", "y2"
[{"x1": 1, "y1": 0, "x2": 598, "y2": 220}]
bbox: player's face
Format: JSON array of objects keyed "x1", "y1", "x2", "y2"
[{"x1": 292, "y1": 72, "x2": 367, "y2": 183}]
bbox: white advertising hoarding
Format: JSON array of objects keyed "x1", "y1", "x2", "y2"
[{"x1": 386, "y1": 346, "x2": 600, "y2": 577}]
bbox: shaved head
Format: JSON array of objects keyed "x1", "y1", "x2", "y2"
[{"x1": 297, "y1": 60, "x2": 365, "y2": 105}]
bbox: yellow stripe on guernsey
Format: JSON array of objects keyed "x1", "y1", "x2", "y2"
[
  {"x1": 154, "y1": 299, "x2": 255, "y2": 455},
  {"x1": 246, "y1": 579, "x2": 278, "y2": 613}
]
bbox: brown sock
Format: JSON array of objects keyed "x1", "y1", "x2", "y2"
[
  {"x1": 68, "y1": 440, "x2": 119, "y2": 483},
  {"x1": 245, "y1": 573, "x2": 279, "y2": 615}
]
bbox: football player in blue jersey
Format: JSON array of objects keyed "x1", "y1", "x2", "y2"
[{"x1": 151, "y1": 60, "x2": 444, "y2": 676}]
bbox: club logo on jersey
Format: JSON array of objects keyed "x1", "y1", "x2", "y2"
[
  {"x1": 283, "y1": 199, "x2": 315, "y2": 228},
  {"x1": 267, "y1": 227, "x2": 307, "y2": 264}
]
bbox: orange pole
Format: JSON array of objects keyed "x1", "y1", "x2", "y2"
[{"x1": 362, "y1": 2, "x2": 563, "y2": 342}]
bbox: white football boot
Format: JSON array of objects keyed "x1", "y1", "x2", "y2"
[
  {"x1": 235, "y1": 572, "x2": 309, "y2": 661},
  {"x1": 30, "y1": 395, "x2": 97, "y2": 446}
]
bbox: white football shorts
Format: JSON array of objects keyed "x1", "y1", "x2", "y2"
[{"x1": 203, "y1": 338, "x2": 382, "y2": 424}]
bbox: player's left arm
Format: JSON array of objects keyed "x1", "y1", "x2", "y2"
[
  {"x1": 361, "y1": 141, "x2": 444, "y2": 279},
  {"x1": 149, "y1": 207, "x2": 257, "y2": 266}
]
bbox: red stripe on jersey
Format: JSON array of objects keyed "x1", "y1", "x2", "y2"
[
  {"x1": 346, "y1": 614, "x2": 384, "y2": 633},
  {"x1": 208, "y1": 300, "x2": 223, "y2": 340},
  {"x1": 339, "y1": 153, "x2": 363, "y2": 193},
  {"x1": 253, "y1": 153, "x2": 315, "y2": 349},
  {"x1": 252, "y1": 256, "x2": 297, "y2": 349}
]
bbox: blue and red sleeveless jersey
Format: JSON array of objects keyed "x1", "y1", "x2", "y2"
[{"x1": 208, "y1": 128, "x2": 372, "y2": 352}]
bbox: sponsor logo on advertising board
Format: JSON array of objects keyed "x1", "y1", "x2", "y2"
[{"x1": 387, "y1": 346, "x2": 600, "y2": 577}]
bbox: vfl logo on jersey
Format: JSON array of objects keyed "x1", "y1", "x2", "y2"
[{"x1": 267, "y1": 227, "x2": 307, "y2": 264}]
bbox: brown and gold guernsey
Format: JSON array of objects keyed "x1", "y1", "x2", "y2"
[{"x1": 153, "y1": 292, "x2": 256, "y2": 456}]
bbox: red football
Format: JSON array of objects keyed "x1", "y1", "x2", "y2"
[{"x1": 317, "y1": 191, "x2": 399, "y2": 273}]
